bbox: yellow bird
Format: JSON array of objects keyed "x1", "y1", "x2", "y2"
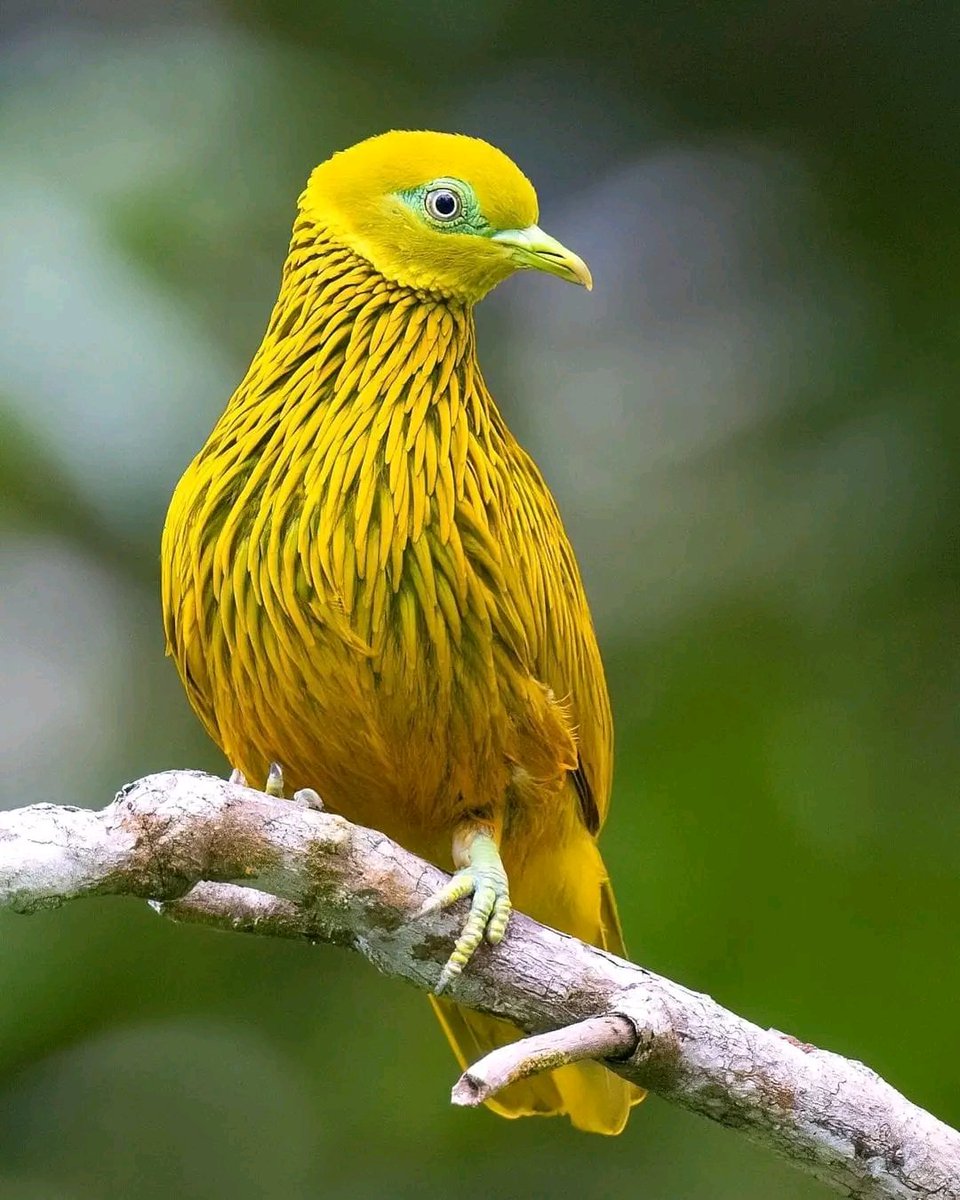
[{"x1": 162, "y1": 130, "x2": 644, "y2": 1134}]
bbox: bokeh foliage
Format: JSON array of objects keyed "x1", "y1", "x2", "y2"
[{"x1": 0, "y1": 3, "x2": 957, "y2": 1197}]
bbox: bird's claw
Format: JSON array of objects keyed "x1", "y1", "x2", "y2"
[
  {"x1": 227, "y1": 763, "x2": 323, "y2": 809},
  {"x1": 418, "y1": 852, "x2": 512, "y2": 993},
  {"x1": 292, "y1": 787, "x2": 324, "y2": 811}
]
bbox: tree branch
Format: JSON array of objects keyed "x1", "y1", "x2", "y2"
[{"x1": 0, "y1": 770, "x2": 956, "y2": 1199}]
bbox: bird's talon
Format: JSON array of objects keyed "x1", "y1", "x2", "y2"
[
  {"x1": 229, "y1": 764, "x2": 323, "y2": 810},
  {"x1": 486, "y1": 897, "x2": 512, "y2": 945},
  {"x1": 415, "y1": 872, "x2": 474, "y2": 920},
  {"x1": 292, "y1": 787, "x2": 324, "y2": 811}
]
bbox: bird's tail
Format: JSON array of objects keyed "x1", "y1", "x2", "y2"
[{"x1": 429, "y1": 876, "x2": 645, "y2": 1135}]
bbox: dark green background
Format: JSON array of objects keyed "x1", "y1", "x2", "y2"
[{"x1": 0, "y1": 3, "x2": 957, "y2": 1197}]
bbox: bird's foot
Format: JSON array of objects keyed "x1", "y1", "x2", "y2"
[
  {"x1": 416, "y1": 830, "x2": 511, "y2": 993},
  {"x1": 228, "y1": 763, "x2": 323, "y2": 810}
]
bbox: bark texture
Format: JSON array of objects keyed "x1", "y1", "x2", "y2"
[{"x1": 0, "y1": 770, "x2": 956, "y2": 1200}]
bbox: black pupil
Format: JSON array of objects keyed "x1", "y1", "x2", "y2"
[{"x1": 434, "y1": 191, "x2": 457, "y2": 216}]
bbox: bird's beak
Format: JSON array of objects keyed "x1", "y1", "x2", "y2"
[{"x1": 492, "y1": 224, "x2": 593, "y2": 291}]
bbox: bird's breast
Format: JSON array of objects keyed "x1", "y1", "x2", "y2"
[
  {"x1": 162, "y1": 266, "x2": 580, "y2": 855},
  {"x1": 183, "y1": 398, "x2": 538, "y2": 852}
]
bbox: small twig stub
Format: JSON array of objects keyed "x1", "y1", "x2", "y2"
[{"x1": 451, "y1": 1014, "x2": 639, "y2": 1106}]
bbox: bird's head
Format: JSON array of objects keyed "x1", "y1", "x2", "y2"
[{"x1": 300, "y1": 130, "x2": 592, "y2": 304}]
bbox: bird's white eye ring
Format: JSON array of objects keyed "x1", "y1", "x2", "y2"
[{"x1": 424, "y1": 187, "x2": 462, "y2": 222}]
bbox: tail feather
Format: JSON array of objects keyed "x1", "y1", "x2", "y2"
[
  {"x1": 429, "y1": 874, "x2": 645, "y2": 1135},
  {"x1": 599, "y1": 877, "x2": 629, "y2": 958}
]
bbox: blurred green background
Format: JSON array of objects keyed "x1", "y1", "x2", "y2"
[{"x1": 1, "y1": 2, "x2": 957, "y2": 1197}]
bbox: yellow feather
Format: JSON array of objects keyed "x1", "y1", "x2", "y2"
[
  {"x1": 435, "y1": 567, "x2": 462, "y2": 645},
  {"x1": 413, "y1": 421, "x2": 427, "y2": 480},
  {"x1": 424, "y1": 417, "x2": 439, "y2": 495},
  {"x1": 384, "y1": 404, "x2": 407, "y2": 466},
  {"x1": 377, "y1": 486, "x2": 394, "y2": 571},
  {"x1": 410, "y1": 467, "x2": 427, "y2": 541},
  {"x1": 411, "y1": 533, "x2": 438, "y2": 612}
]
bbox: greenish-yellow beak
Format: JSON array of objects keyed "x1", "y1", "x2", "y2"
[{"x1": 492, "y1": 224, "x2": 593, "y2": 291}]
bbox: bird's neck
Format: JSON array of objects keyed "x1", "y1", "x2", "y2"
[{"x1": 216, "y1": 219, "x2": 497, "y2": 446}]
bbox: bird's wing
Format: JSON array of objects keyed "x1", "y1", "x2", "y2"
[
  {"x1": 160, "y1": 488, "x2": 222, "y2": 745},
  {"x1": 500, "y1": 442, "x2": 613, "y2": 833}
]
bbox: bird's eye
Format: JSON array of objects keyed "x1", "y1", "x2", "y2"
[{"x1": 424, "y1": 187, "x2": 462, "y2": 222}]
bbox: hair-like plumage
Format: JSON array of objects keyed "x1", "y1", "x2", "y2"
[{"x1": 162, "y1": 131, "x2": 642, "y2": 1132}]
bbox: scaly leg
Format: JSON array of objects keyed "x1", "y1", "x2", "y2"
[{"x1": 418, "y1": 820, "x2": 512, "y2": 993}]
